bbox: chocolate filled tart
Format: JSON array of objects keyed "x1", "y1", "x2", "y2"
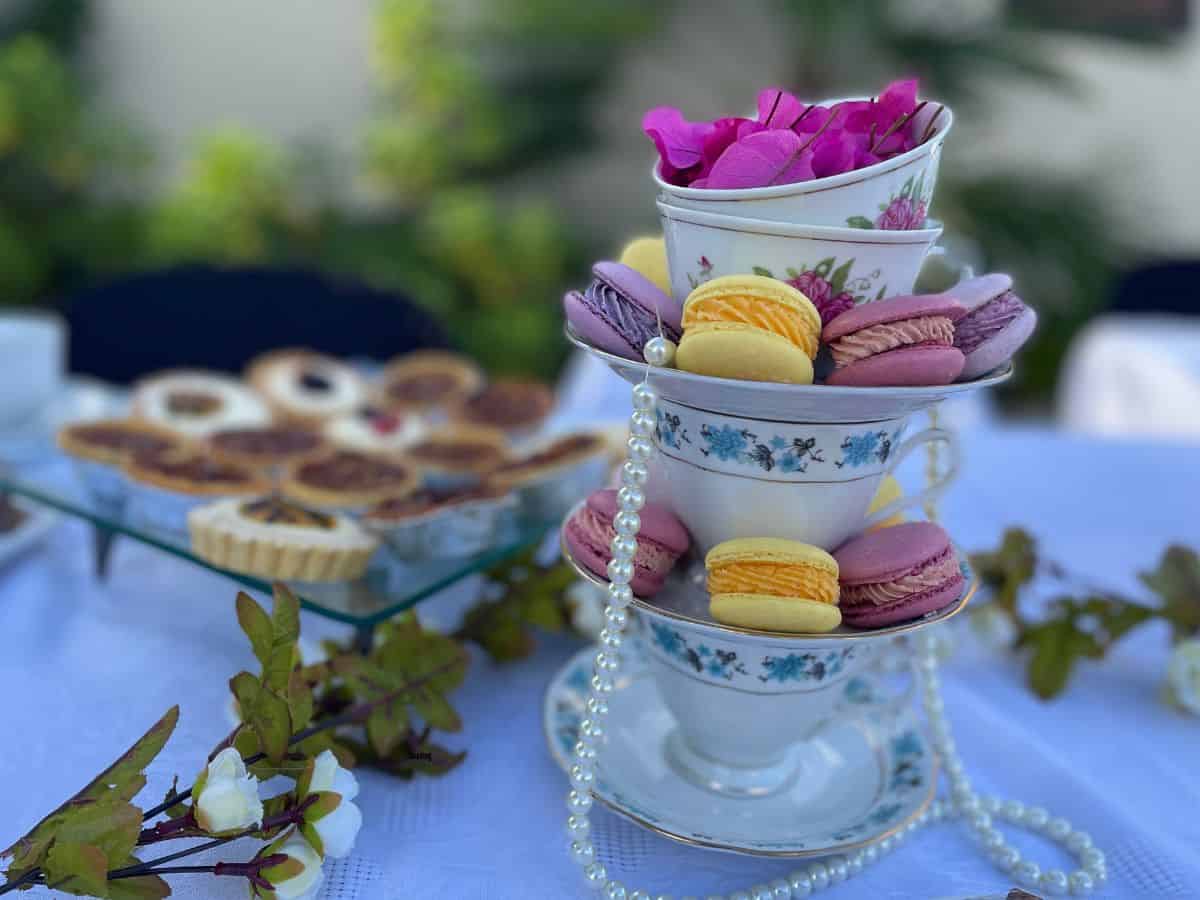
[
  {"x1": 209, "y1": 424, "x2": 328, "y2": 469},
  {"x1": 453, "y1": 379, "x2": 554, "y2": 432},
  {"x1": 282, "y1": 449, "x2": 419, "y2": 508},
  {"x1": 404, "y1": 425, "x2": 510, "y2": 477},
  {"x1": 57, "y1": 419, "x2": 187, "y2": 467},
  {"x1": 124, "y1": 447, "x2": 271, "y2": 497},
  {"x1": 382, "y1": 350, "x2": 483, "y2": 411},
  {"x1": 366, "y1": 482, "x2": 511, "y2": 522},
  {"x1": 488, "y1": 432, "x2": 607, "y2": 487}
]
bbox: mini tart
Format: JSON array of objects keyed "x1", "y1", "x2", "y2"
[
  {"x1": 189, "y1": 496, "x2": 378, "y2": 582},
  {"x1": 323, "y1": 406, "x2": 424, "y2": 454},
  {"x1": 123, "y1": 447, "x2": 271, "y2": 498},
  {"x1": 208, "y1": 425, "x2": 328, "y2": 470},
  {"x1": 453, "y1": 379, "x2": 554, "y2": 433},
  {"x1": 282, "y1": 449, "x2": 419, "y2": 509},
  {"x1": 0, "y1": 495, "x2": 28, "y2": 533},
  {"x1": 487, "y1": 432, "x2": 607, "y2": 489},
  {"x1": 404, "y1": 425, "x2": 510, "y2": 479},
  {"x1": 365, "y1": 482, "x2": 511, "y2": 523},
  {"x1": 131, "y1": 370, "x2": 273, "y2": 438},
  {"x1": 381, "y1": 350, "x2": 483, "y2": 412},
  {"x1": 246, "y1": 349, "x2": 368, "y2": 424},
  {"x1": 57, "y1": 419, "x2": 187, "y2": 467}
]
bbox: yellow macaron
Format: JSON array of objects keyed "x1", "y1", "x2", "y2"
[
  {"x1": 618, "y1": 235, "x2": 671, "y2": 296},
  {"x1": 676, "y1": 275, "x2": 821, "y2": 385},
  {"x1": 706, "y1": 537, "x2": 841, "y2": 633},
  {"x1": 867, "y1": 475, "x2": 906, "y2": 531}
]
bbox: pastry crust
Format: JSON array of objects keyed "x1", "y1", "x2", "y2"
[
  {"x1": 381, "y1": 350, "x2": 483, "y2": 411},
  {"x1": 123, "y1": 447, "x2": 271, "y2": 497},
  {"x1": 131, "y1": 369, "x2": 273, "y2": 438},
  {"x1": 452, "y1": 379, "x2": 554, "y2": 431},
  {"x1": 57, "y1": 418, "x2": 187, "y2": 467},
  {"x1": 189, "y1": 496, "x2": 378, "y2": 581},
  {"x1": 403, "y1": 425, "x2": 510, "y2": 476},
  {"x1": 246, "y1": 348, "x2": 368, "y2": 424},
  {"x1": 281, "y1": 449, "x2": 419, "y2": 509}
]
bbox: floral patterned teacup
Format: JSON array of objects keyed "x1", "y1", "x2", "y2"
[
  {"x1": 657, "y1": 199, "x2": 942, "y2": 309},
  {"x1": 651, "y1": 397, "x2": 958, "y2": 553},
  {"x1": 632, "y1": 572, "x2": 914, "y2": 797}
]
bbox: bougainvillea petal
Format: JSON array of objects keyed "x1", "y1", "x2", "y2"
[
  {"x1": 698, "y1": 116, "x2": 751, "y2": 179},
  {"x1": 643, "y1": 106, "x2": 709, "y2": 173},
  {"x1": 756, "y1": 88, "x2": 806, "y2": 129},
  {"x1": 811, "y1": 131, "x2": 856, "y2": 178},
  {"x1": 705, "y1": 129, "x2": 807, "y2": 189}
]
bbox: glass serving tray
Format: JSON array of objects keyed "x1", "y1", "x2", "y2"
[{"x1": 0, "y1": 467, "x2": 552, "y2": 634}]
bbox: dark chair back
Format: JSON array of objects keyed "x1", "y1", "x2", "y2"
[
  {"x1": 66, "y1": 265, "x2": 450, "y2": 383},
  {"x1": 1110, "y1": 261, "x2": 1200, "y2": 316}
]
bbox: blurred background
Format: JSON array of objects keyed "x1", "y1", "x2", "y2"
[{"x1": 0, "y1": 0, "x2": 1195, "y2": 420}]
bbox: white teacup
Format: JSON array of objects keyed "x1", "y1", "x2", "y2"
[
  {"x1": 0, "y1": 310, "x2": 64, "y2": 427},
  {"x1": 651, "y1": 397, "x2": 958, "y2": 553}
]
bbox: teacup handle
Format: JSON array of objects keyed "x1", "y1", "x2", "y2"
[{"x1": 863, "y1": 426, "x2": 960, "y2": 529}]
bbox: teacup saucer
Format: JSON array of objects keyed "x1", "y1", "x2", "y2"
[
  {"x1": 543, "y1": 639, "x2": 936, "y2": 857},
  {"x1": 565, "y1": 324, "x2": 1012, "y2": 422}
]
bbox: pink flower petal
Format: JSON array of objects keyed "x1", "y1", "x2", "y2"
[
  {"x1": 698, "y1": 116, "x2": 751, "y2": 179},
  {"x1": 643, "y1": 106, "x2": 710, "y2": 177},
  {"x1": 706, "y1": 129, "x2": 815, "y2": 189},
  {"x1": 811, "y1": 131, "x2": 856, "y2": 178},
  {"x1": 756, "y1": 88, "x2": 806, "y2": 129}
]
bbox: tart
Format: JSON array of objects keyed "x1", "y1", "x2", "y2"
[
  {"x1": 124, "y1": 446, "x2": 271, "y2": 535},
  {"x1": 323, "y1": 406, "x2": 424, "y2": 454},
  {"x1": 281, "y1": 449, "x2": 419, "y2": 510},
  {"x1": 364, "y1": 482, "x2": 515, "y2": 560},
  {"x1": 487, "y1": 431, "x2": 609, "y2": 520},
  {"x1": 247, "y1": 349, "x2": 368, "y2": 424},
  {"x1": 131, "y1": 370, "x2": 273, "y2": 438},
  {"x1": 57, "y1": 419, "x2": 188, "y2": 505},
  {"x1": 403, "y1": 425, "x2": 510, "y2": 488},
  {"x1": 209, "y1": 424, "x2": 329, "y2": 471},
  {"x1": 453, "y1": 378, "x2": 554, "y2": 438},
  {"x1": 381, "y1": 350, "x2": 483, "y2": 413},
  {"x1": 0, "y1": 495, "x2": 28, "y2": 533},
  {"x1": 189, "y1": 495, "x2": 379, "y2": 582}
]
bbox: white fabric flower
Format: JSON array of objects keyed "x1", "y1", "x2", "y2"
[
  {"x1": 566, "y1": 580, "x2": 607, "y2": 641},
  {"x1": 301, "y1": 750, "x2": 362, "y2": 858},
  {"x1": 262, "y1": 832, "x2": 324, "y2": 900},
  {"x1": 1167, "y1": 639, "x2": 1200, "y2": 716},
  {"x1": 193, "y1": 747, "x2": 264, "y2": 834},
  {"x1": 969, "y1": 603, "x2": 1018, "y2": 651}
]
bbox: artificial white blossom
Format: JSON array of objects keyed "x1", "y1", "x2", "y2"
[
  {"x1": 260, "y1": 832, "x2": 325, "y2": 900},
  {"x1": 300, "y1": 750, "x2": 363, "y2": 858},
  {"x1": 566, "y1": 580, "x2": 607, "y2": 641},
  {"x1": 193, "y1": 747, "x2": 264, "y2": 834},
  {"x1": 1167, "y1": 639, "x2": 1200, "y2": 716}
]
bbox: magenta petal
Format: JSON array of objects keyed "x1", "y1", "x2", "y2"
[
  {"x1": 853, "y1": 147, "x2": 883, "y2": 169},
  {"x1": 756, "y1": 88, "x2": 806, "y2": 129},
  {"x1": 811, "y1": 131, "x2": 855, "y2": 178},
  {"x1": 698, "y1": 117, "x2": 750, "y2": 179},
  {"x1": 878, "y1": 78, "x2": 919, "y2": 120},
  {"x1": 793, "y1": 105, "x2": 833, "y2": 134},
  {"x1": 689, "y1": 177, "x2": 709, "y2": 188},
  {"x1": 706, "y1": 129, "x2": 809, "y2": 189},
  {"x1": 642, "y1": 106, "x2": 709, "y2": 172}
]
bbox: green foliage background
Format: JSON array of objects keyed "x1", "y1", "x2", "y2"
[{"x1": 0, "y1": 0, "x2": 1135, "y2": 401}]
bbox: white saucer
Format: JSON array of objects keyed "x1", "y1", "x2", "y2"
[
  {"x1": 544, "y1": 640, "x2": 935, "y2": 857},
  {"x1": 565, "y1": 325, "x2": 1012, "y2": 422}
]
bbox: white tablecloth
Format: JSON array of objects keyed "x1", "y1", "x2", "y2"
[{"x1": 2, "y1": 422, "x2": 1198, "y2": 899}]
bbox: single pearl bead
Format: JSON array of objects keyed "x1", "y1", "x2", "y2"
[
  {"x1": 643, "y1": 336, "x2": 676, "y2": 367},
  {"x1": 863, "y1": 845, "x2": 879, "y2": 865},
  {"x1": 629, "y1": 410, "x2": 655, "y2": 438},
  {"x1": 991, "y1": 846, "x2": 1020, "y2": 872},
  {"x1": 605, "y1": 881, "x2": 627, "y2": 900},
  {"x1": 1046, "y1": 816, "x2": 1072, "y2": 841},
  {"x1": 583, "y1": 862, "x2": 606, "y2": 888},
  {"x1": 574, "y1": 741, "x2": 597, "y2": 763},
  {"x1": 608, "y1": 583, "x2": 634, "y2": 608},
  {"x1": 979, "y1": 795, "x2": 1001, "y2": 815},
  {"x1": 955, "y1": 791, "x2": 979, "y2": 813},
  {"x1": 594, "y1": 651, "x2": 620, "y2": 673},
  {"x1": 1026, "y1": 805, "x2": 1049, "y2": 829},
  {"x1": 788, "y1": 871, "x2": 813, "y2": 897},
  {"x1": 569, "y1": 764, "x2": 595, "y2": 791},
  {"x1": 570, "y1": 840, "x2": 595, "y2": 864},
  {"x1": 1002, "y1": 799, "x2": 1026, "y2": 821},
  {"x1": 631, "y1": 382, "x2": 657, "y2": 410},
  {"x1": 567, "y1": 814, "x2": 592, "y2": 837},
  {"x1": 607, "y1": 558, "x2": 633, "y2": 585},
  {"x1": 586, "y1": 696, "x2": 610, "y2": 718},
  {"x1": 751, "y1": 888, "x2": 774, "y2": 900},
  {"x1": 628, "y1": 436, "x2": 655, "y2": 463},
  {"x1": 579, "y1": 718, "x2": 605, "y2": 741},
  {"x1": 879, "y1": 836, "x2": 894, "y2": 854},
  {"x1": 1087, "y1": 865, "x2": 1107, "y2": 887},
  {"x1": 1079, "y1": 848, "x2": 1105, "y2": 869},
  {"x1": 605, "y1": 607, "x2": 628, "y2": 629},
  {"x1": 967, "y1": 811, "x2": 992, "y2": 833},
  {"x1": 1065, "y1": 830, "x2": 1092, "y2": 854},
  {"x1": 610, "y1": 535, "x2": 638, "y2": 559},
  {"x1": 590, "y1": 674, "x2": 615, "y2": 695},
  {"x1": 614, "y1": 511, "x2": 641, "y2": 537},
  {"x1": 1041, "y1": 869, "x2": 1069, "y2": 896},
  {"x1": 1015, "y1": 861, "x2": 1042, "y2": 889},
  {"x1": 599, "y1": 628, "x2": 622, "y2": 650},
  {"x1": 827, "y1": 856, "x2": 849, "y2": 883},
  {"x1": 807, "y1": 862, "x2": 829, "y2": 890},
  {"x1": 847, "y1": 851, "x2": 864, "y2": 875},
  {"x1": 630, "y1": 892, "x2": 652, "y2": 900},
  {"x1": 979, "y1": 828, "x2": 1006, "y2": 852},
  {"x1": 621, "y1": 459, "x2": 649, "y2": 487},
  {"x1": 768, "y1": 878, "x2": 792, "y2": 899},
  {"x1": 567, "y1": 790, "x2": 593, "y2": 814},
  {"x1": 617, "y1": 486, "x2": 646, "y2": 512},
  {"x1": 1068, "y1": 870, "x2": 1095, "y2": 895}
]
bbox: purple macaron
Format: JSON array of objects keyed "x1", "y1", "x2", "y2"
[
  {"x1": 564, "y1": 261, "x2": 683, "y2": 361},
  {"x1": 948, "y1": 273, "x2": 1037, "y2": 381},
  {"x1": 833, "y1": 522, "x2": 964, "y2": 628},
  {"x1": 821, "y1": 292, "x2": 967, "y2": 387},
  {"x1": 563, "y1": 489, "x2": 690, "y2": 597}
]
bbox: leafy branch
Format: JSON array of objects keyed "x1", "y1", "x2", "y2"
[{"x1": 970, "y1": 529, "x2": 1199, "y2": 698}]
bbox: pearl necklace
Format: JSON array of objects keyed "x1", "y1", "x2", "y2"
[{"x1": 565, "y1": 339, "x2": 1108, "y2": 898}]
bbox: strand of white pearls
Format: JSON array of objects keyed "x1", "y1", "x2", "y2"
[{"x1": 564, "y1": 345, "x2": 1107, "y2": 899}]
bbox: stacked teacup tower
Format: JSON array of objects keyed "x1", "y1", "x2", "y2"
[{"x1": 556, "y1": 85, "x2": 1106, "y2": 898}]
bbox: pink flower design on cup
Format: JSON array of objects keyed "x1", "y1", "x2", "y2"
[
  {"x1": 787, "y1": 271, "x2": 855, "y2": 325},
  {"x1": 874, "y1": 196, "x2": 928, "y2": 231}
]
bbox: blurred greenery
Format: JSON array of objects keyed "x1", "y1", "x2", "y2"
[{"x1": 0, "y1": 0, "x2": 1138, "y2": 400}]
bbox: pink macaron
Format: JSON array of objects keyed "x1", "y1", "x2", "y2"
[
  {"x1": 821, "y1": 292, "x2": 967, "y2": 387},
  {"x1": 563, "y1": 489, "x2": 690, "y2": 597},
  {"x1": 833, "y1": 521, "x2": 964, "y2": 628}
]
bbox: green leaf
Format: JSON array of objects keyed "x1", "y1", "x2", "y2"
[
  {"x1": 845, "y1": 215, "x2": 875, "y2": 229},
  {"x1": 900, "y1": 174, "x2": 915, "y2": 198},
  {"x1": 264, "y1": 585, "x2": 301, "y2": 693},
  {"x1": 230, "y1": 672, "x2": 291, "y2": 764},
  {"x1": 43, "y1": 841, "x2": 109, "y2": 897},
  {"x1": 254, "y1": 793, "x2": 296, "y2": 840},
  {"x1": 106, "y1": 868, "x2": 170, "y2": 900},
  {"x1": 1025, "y1": 617, "x2": 1087, "y2": 699},
  {"x1": 367, "y1": 706, "x2": 407, "y2": 756},
  {"x1": 971, "y1": 529, "x2": 1037, "y2": 619},
  {"x1": 1139, "y1": 545, "x2": 1200, "y2": 642},
  {"x1": 784, "y1": 267, "x2": 800, "y2": 279},
  {"x1": 161, "y1": 777, "x2": 188, "y2": 820},
  {"x1": 812, "y1": 257, "x2": 835, "y2": 279},
  {"x1": 236, "y1": 591, "x2": 273, "y2": 672},
  {"x1": 53, "y1": 798, "x2": 141, "y2": 866},
  {"x1": 751, "y1": 266, "x2": 773, "y2": 277},
  {"x1": 287, "y1": 670, "x2": 314, "y2": 733},
  {"x1": 828, "y1": 259, "x2": 854, "y2": 296},
  {"x1": 411, "y1": 688, "x2": 462, "y2": 733}
]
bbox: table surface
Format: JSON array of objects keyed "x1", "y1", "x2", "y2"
[{"x1": 2, "y1": 422, "x2": 1198, "y2": 899}]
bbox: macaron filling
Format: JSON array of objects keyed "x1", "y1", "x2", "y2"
[
  {"x1": 582, "y1": 278, "x2": 680, "y2": 353},
  {"x1": 574, "y1": 504, "x2": 677, "y2": 589},
  {"x1": 708, "y1": 562, "x2": 838, "y2": 604},
  {"x1": 684, "y1": 294, "x2": 819, "y2": 358},
  {"x1": 953, "y1": 291, "x2": 1024, "y2": 354},
  {"x1": 841, "y1": 546, "x2": 959, "y2": 607},
  {"x1": 829, "y1": 315, "x2": 955, "y2": 367}
]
